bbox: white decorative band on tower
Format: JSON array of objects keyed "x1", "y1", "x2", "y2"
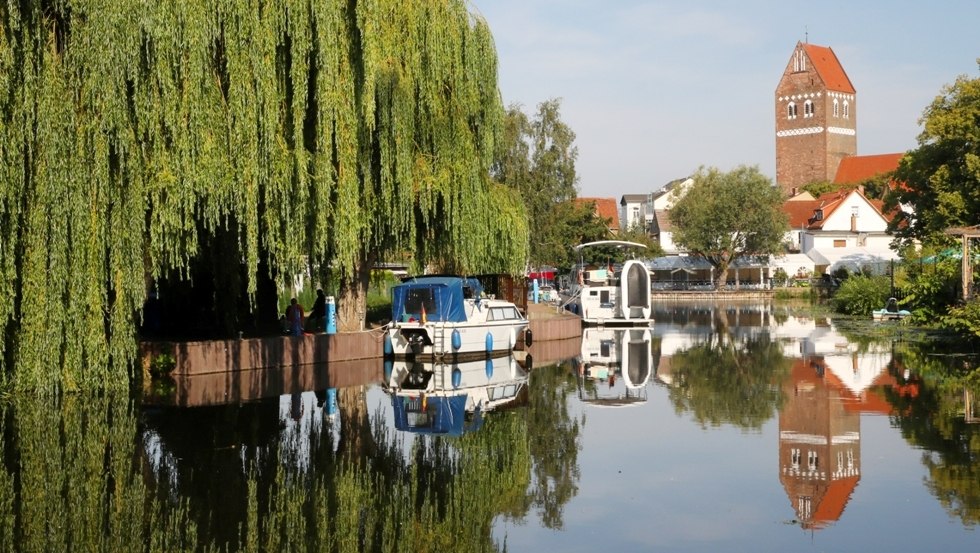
[
  {"x1": 776, "y1": 126, "x2": 823, "y2": 137},
  {"x1": 827, "y1": 126, "x2": 856, "y2": 136}
]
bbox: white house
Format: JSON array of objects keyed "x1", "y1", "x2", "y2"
[
  {"x1": 783, "y1": 188, "x2": 899, "y2": 275},
  {"x1": 619, "y1": 193, "x2": 652, "y2": 232}
]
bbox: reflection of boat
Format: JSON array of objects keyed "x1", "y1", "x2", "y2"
[
  {"x1": 383, "y1": 355, "x2": 529, "y2": 436},
  {"x1": 575, "y1": 327, "x2": 653, "y2": 406},
  {"x1": 385, "y1": 276, "x2": 530, "y2": 360},
  {"x1": 565, "y1": 241, "x2": 652, "y2": 326},
  {"x1": 872, "y1": 297, "x2": 910, "y2": 321}
]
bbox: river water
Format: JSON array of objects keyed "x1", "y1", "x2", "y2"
[{"x1": 2, "y1": 302, "x2": 978, "y2": 552}]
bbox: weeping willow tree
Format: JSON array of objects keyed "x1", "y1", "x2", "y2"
[{"x1": 0, "y1": 0, "x2": 529, "y2": 393}]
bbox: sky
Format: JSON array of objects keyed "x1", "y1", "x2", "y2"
[{"x1": 469, "y1": 0, "x2": 980, "y2": 198}]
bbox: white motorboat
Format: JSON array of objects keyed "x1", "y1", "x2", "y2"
[
  {"x1": 385, "y1": 276, "x2": 531, "y2": 361},
  {"x1": 564, "y1": 240, "x2": 653, "y2": 326}
]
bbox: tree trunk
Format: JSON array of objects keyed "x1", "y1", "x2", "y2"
[
  {"x1": 336, "y1": 253, "x2": 376, "y2": 332},
  {"x1": 713, "y1": 259, "x2": 731, "y2": 290}
]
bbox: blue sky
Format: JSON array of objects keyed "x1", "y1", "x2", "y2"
[{"x1": 470, "y1": 0, "x2": 980, "y2": 198}]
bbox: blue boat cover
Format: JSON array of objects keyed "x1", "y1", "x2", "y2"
[
  {"x1": 391, "y1": 394, "x2": 484, "y2": 436},
  {"x1": 391, "y1": 276, "x2": 483, "y2": 323}
]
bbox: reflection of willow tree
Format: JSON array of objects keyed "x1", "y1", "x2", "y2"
[
  {"x1": 885, "y1": 345, "x2": 980, "y2": 526},
  {"x1": 2, "y1": 389, "x2": 535, "y2": 551},
  {"x1": 337, "y1": 386, "x2": 376, "y2": 464},
  {"x1": 248, "y1": 407, "x2": 532, "y2": 552},
  {"x1": 0, "y1": 394, "x2": 200, "y2": 551},
  {"x1": 667, "y1": 314, "x2": 790, "y2": 428},
  {"x1": 516, "y1": 361, "x2": 583, "y2": 529}
]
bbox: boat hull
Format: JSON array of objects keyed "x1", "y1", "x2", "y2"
[{"x1": 386, "y1": 319, "x2": 529, "y2": 361}]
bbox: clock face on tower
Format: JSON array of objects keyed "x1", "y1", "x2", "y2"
[{"x1": 775, "y1": 42, "x2": 856, "y2": 194}]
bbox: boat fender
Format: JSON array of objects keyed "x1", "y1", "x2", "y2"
[
  {"x1": 384, "y1": 358, "x2": 393, "y2": 381},
  {"x1": 383, "y1": 333, "x2": 393, "y2": 356},
  {"x1": 451, "y1": 329, "x2": 462, "y2": 350},
  {"x1": 452, "y1": 367, "x2": 462, "y2": 388},
  {"x1": 485, "y1": 332, "x2": 493, "y2": 353},
  {"x1": 524, "y1": 328, "x2": 533, "y2": 347},
  {"x1": 485, "y1": 357, "x2": 494, "y2": 379}
]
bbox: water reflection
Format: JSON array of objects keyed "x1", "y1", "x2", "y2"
[
  {"x1": 382, "y1": 355, "x2": 529, "y2": 436},
  {"x1": 573, "y1": 327, "x2": 653, "y2": 407},
  {"x1": 4, "y1": 303, "x2": 980, "y2": 550}
]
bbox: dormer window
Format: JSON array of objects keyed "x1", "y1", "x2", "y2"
[
  {"x1": 787, "y1": 102, "x2": 797, "y2": 119},
  {"x1": 814, "y1": 209, "x2": 823, "y2": 221},
  {"x1": 804, "y1": 100, "x2": 814, "y2": 118}
]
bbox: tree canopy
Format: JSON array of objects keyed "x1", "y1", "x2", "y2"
[
  {"x1": 492, "y1": 99, "x2": 582, "y2": 267},
  {"x1": 669, "y1": 165, "x2": 788, "y2": 289},
  {"x1": 890, "y1": 65, "x2": 980, "y2": 248},
  {"x1": 0, "y1": 0, "x2": 528, "y2": 393}
]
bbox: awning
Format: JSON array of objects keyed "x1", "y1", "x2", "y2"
[
  {"x1": 770, "y1": 253, "x2": 816, "y2": 276},
  {"x1": 807, "y1": 247, "x2": 900, "y2": 274}
]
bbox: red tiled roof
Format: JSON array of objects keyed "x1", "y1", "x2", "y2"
[
  {"x1": 782, "y1": 188, "x2": 889, "y2": 229},
  {"x1": 576, "y1": 197, "x2": 620, "y2": 229},
  {"x1": 833, "y1": 153, "x2": 904, "y2": 184},
  {"x1": 802, "y1": 43, "x2": 855, "y2": 94}
]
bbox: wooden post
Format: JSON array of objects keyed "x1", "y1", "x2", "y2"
[{"x1": 963, "y1": 235, "x2": 972, "y2": 302}]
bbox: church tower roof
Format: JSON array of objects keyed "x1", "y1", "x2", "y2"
[{"x1": 800, "y1": 42, "x2": 855, "y2": 94}]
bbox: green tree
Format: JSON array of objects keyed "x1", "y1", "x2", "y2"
[
  {"x1": 669, "y1": 166, "x2": 788, "y2": 289},
  {"x1": 0, "y1": 0, "x2": 528, "y2": 392},
  {"x1": 492, "y1": 99, "x2": 579, "y2": 267},
  {"x1": 890, "y1": 65, "x2": 980, "y2": 248}
]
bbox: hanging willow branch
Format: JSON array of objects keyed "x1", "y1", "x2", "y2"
[{"x1": 0, "y1": 0, "x2": 528, "y2": 394}]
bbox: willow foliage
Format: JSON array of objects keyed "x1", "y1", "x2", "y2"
[{"x1": 0, "y1": 0, "x2": 528, "y2": 393}]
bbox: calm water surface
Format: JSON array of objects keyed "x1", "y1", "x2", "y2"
[{"x1": 3, "y1": 303, "x2": 978, "y2": 552}]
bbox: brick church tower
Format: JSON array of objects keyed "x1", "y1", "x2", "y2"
[{"x1": 775, "y1": 42, "x2": 856, "y2": 194}]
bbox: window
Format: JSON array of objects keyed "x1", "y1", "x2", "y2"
[
  {"x1": 787, "y1": 102, "x2": 797, "y2": 119},
  {"x1": 833, "y1": 99, "x2": 839, "y2": 117},
  {"x1": 843, "y1": 100, "x2": 850, "y2": 119},
  {"x1": 851, "y1": 206, "x2": 859, "y2": 217},
  {"x1": 793, "y1": 49, "x2": 806, "y2": 72},
  {"x1": 804, "y1": 100, "x2": 814, "y2": 118},
  {"x1": 405, "y1": 288, "x2": 437, "y2": 318},
  {"x1": 834, "y1": 239, "x2": 847, "y2": 248},
  {"x1": 489, "y1": 306, "x2": 519, "y2": 321}
]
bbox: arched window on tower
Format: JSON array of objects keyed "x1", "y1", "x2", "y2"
[
  {"x1": 804, "y1": 100, "x2": 814, "y2": 118},
  {"x1": 833, "y1": 99, "x2": 839, "y2": 118},
  {"x1": 787, "y1": 102, "x2": 797, "y2": 119},
  {"x1": 843, "y1": 100, "x2": 850, "y2": 119}
]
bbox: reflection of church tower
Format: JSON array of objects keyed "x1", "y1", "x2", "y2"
[
  {"x1": 775, "y1": 41, "x2": 857, "y2": 194},
  {"x1": 778, "y1": 357, "x2": 861, "y2": 530}
]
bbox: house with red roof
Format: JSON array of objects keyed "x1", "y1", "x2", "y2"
[
  {"x1": 783, "y1": 188, "x2": 899, "y2": 275},
  {"x1": 575, "y1": 197, "x2": 620, "y2": 235}
]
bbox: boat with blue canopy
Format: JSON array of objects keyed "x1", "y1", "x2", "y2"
[{"x1": 385, "y1": 275, "x2": 531, "y2": 360}]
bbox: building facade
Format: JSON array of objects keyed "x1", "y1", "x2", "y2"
[{"x1": 775, "y1": 42, "x2": 857, "y2": 194}]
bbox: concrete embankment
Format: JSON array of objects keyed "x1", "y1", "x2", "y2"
[{"x1": 141, "y1": 301, "x2": 582, "y2": 379}]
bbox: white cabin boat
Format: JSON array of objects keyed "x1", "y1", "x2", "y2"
[
  {"x1": 565, "y1": 240, "x2": 653, "y2": 326},
  {"x1": 385, "y1": 276, "x2": 530, "y2": 361}
]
